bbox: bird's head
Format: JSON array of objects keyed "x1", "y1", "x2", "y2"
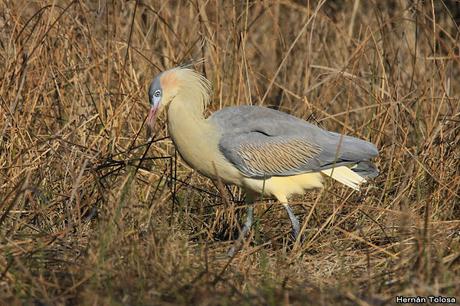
[
  {"x1": 147, "y1": 67, "x2": 211, "y2": 136},
  {"x1": 147, "y1": 69, "x2": 179, "y2": 134}
]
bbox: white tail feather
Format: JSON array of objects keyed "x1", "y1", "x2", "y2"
[{"x1": 320, "y1": 166, "x2": 366, "y2": 191}]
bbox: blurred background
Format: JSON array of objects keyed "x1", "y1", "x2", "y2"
[{"x1": 0, "y1": 0, "x2": 459, "y2": 304}]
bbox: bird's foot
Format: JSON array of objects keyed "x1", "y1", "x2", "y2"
[
  {"x1": 227, "y1": 208, "x2": 253, "y2": 257},
  {"x1": 290, "y1": 228, "x2": 307, "y2": 244},
  {"x1": 291, "y1": 228, "x2": 300, "y2": 241},
  {"x1": 227, "y1": 245, "x2": 238, "y2": 257},
  {"x1": 227, "y1": 239, "x2": 244, "y2": 257},
  {"x1": 227, "y1": 228, "x2": 251, "y2": 257}
]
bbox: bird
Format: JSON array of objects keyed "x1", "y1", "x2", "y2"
[{"x1": 147, "y1": 66, "x2": 379, "y2": 255}]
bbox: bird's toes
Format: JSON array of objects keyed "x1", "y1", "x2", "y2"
[
  {"x1": 227, "y1": 245, "x2": 238, "y2": 257},
  {"x1": 291, "y1": 230, "x2": 300, "y2": 241},
  {"x1": 299, "y1": 234, "x2": 307, "y2": 244}
]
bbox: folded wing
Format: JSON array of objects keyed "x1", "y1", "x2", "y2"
[{"x1": 211, "y1": 106, "x2": 378, "y2": 181}]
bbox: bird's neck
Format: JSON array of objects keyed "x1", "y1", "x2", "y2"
[
  {"x1": 166, "y1": 95, "x2": 220, "y2": 176},
  {"x1": 167, "y1": 94, "x2": 208, "y2": 130}
]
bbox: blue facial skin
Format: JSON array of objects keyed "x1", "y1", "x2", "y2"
[{"x1": 148, "y1": 74, "x2": 163, "y2": 107}]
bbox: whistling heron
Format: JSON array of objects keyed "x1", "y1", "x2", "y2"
[{"x1": 147, "y1": 67, "x2": 378, "y2": 254}]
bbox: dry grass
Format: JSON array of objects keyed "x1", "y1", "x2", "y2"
[{"x1": 1, "y1": 0, "x2": 459, "y2": 305}]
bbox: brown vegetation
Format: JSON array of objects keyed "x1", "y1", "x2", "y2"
[{"x1": 1, "y1": 0, "x2": 459, "y2": 305}]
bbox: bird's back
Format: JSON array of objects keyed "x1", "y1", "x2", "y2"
[{"x1": 209, "y1": 105, "x2": 378, "y2": 179}]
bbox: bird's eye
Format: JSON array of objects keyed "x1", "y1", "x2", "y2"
[{"x1": 154, "y1": 90, "x2": 161, "y2": 98}]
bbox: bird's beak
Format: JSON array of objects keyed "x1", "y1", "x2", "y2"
[{"x1": 146, "y1": 105, "x2": 158, "y2": 139}]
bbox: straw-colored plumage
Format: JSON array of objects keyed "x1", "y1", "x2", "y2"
[{"x1": 147, "y1": 67, "x2": 379, "y2": 254}]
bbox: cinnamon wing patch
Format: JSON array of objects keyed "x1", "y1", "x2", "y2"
[{"x1": 219, "y1": 131, "x2": 322, "y2": 178}]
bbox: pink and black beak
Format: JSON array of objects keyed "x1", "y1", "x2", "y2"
[{"x1": 147, "y1": 104, "x2": 158, "y2": 134}]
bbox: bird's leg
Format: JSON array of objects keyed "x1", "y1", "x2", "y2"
[
  {"x1": 227, "y1": 194, "x2": 255, "y2": 257},
  {"x1": 282, "y1": 203, "x2": 300, "y2": 240},
  {"x1": 240, "y1": 205, "x2": 254, "y2": 237}
]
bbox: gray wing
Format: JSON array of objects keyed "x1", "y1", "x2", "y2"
[{"x1": 210, "y1": 106, "x2": 378, "y2": 179}]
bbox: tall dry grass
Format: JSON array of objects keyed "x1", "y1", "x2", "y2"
[{"x1": 1, "y1": 0, "x2": 459, "y2": 305}]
